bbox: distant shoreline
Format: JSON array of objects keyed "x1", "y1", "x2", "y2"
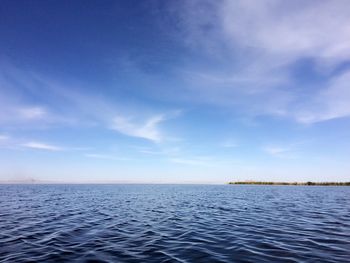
[{"x1": 229, "y1": 181, "x2": 350, "y2": 186}]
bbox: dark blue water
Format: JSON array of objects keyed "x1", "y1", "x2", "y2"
[{"x1": 0, "y1": 185, "x2": 349, "y2": 262}]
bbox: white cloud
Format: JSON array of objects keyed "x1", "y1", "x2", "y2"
[
  {"x1": 17, "y1": 106, "x2": 47, "y2": 120},
  {"x1": 169, "y1": 157, "x2": 209, "y2": 166},
  {"x1": 0, "y1": 133, "x2": 88, "y2": 152},
  {"x1": 0, "y1": 63, "x2": 183, "y2": 138},
  {"x1": 222, "y1": 0, "x2": 350, "y2": 62},
  {"x1": 263, "y1": 146, "x2": 290, "y2": 156},
  {"x1": 21, "y1": 142, "x2": 62, "y2": 151},
  {"x1": 262, "y1": 144, "x2": 301, "y2": 159},
  {"x1": 171, "y1": 0, "x2": 350, "y2": 123},
  {"x1": 221, "y1": 139, "x2": 238, "y2": 148},
  {"x1": 0, "y1": 134, "x2": 9, "y2": 141},
  {"x1": 0, "y1": 102, "x2": 50, "y2": 125},
  {"x1": 295, "y1": 70, "x2": 350, "y2": 124},
  {"x1": 0, "y1": 134, "x2": 11, "y2": 148},
  {"x1": 139, "y1": 149, "x2": 163, "y2": 155},
  {"x1": 112, "y1": 114, "x2": 171, "y2": 142},
  {"x1": 169, "y1": 156, "x2": 238, "y2": 167},
  {"x1": 85, "y1": 153, "x2": 129, "y2": 161}
]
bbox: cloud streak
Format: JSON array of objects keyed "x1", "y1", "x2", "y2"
[
  {"x1": 262, "y1": 141, "x2": 304, "y2": 159},
  {"x1": 295, "y1": 70, "x2": 350, "y2": 124},
  {"x1": 21, "y1": 142, "x2": 63, "y2": 151},
  {"x1": 112, "y1": 111, "x2": 181, "y2": 142},
  {"x1": 85, "y1": 153, "x2": 129, "y2": 161},
  {"x1": 112, "y1": 114, "x2": 165, "y2": 142},
  {"x1": 0, "y1": 63, "x2": 181, "y2": 142},
  {"x1": 0, "y1": 135, "x2": 9, "y2": 141},
  {"x1": 169, "y1": 157, "x2": 211, "y2": 166},
  {"x1": 17, "y1": 106, "x2": 47, "y2": 120},
  {"x1": 221, "y1": 0, "x2": 350, "y2": 65},
  {"x1": 170, "y1": 0, "x2": 350, "y2": 123},
  {"x1": 221, "y1": 139, "x2": 238, "y2": 148},
  {"x1": 263, "y1": 146, "x2": 290, "y2": 156}
]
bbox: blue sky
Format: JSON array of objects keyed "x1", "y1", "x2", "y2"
[{"x1": 1, "y1": 0, "x2": 350, "y2": 183}]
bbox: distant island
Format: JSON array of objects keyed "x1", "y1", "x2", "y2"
[{"x1": 229, "y1": 181, "x2": 350, "y2": 186}]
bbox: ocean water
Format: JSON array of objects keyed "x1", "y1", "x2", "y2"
[{"x1": 0, "y1": 184, "x2": 349, "y2": 263}]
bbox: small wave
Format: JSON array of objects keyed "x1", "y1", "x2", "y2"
[{"x1": 0, "y1": 184, "x2": 349, "y2": 262}]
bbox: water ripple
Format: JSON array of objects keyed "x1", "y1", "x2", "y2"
[{"x1": 0, "y1": 185, "x2": 349, "y2": 262}]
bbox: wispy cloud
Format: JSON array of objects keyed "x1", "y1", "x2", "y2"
[
  {"x1": 221, "y1": 139, "x2": 238, "y2": 148},
  {"x1": 85, "y1": 153, "x2": 129, "y2": 161},
  {"x1": 21, "y1": 142, "x2": 63, "y2": 151},
  {"x1": 169, "y1": 0, "x2": 350, "y2": 123},
  {"x1": 262, "y1": 143, "x2": 301, "y2": 159},
  {"x1": 221, "y1": 0, "x2": 350, "y2": 65},
  {"x1": 295, "y1": 70, "x2": 350, "y2": 124},
  {"x1": 168, "y1": 155, "x2": 238, "y2": 167},
  {"x1": 138, "y1": 145, "x2": 181, "y2": 156},
  {"x1": 0, "y1": 134, "x2": 9, "y2": 141},
  {"x1": 139, "y1": 149, "x2": 163, "y2": 155},
  {"x1": 1, "y1": 63, "x2": 183, "y2": 142},
  {"x1": 112, "y1": 114, "x2": 165, "y2": 142},
  {"x1": 0, "y1": 134, "x2": 88, "y2": 152},
  {"x1": 17, "y1": 106, "x2": 47, "y2": 120},
  {"x1": 169, "y1": 157, "x2": 210, "y2": 166},
  {"x1": 263, "y1": 146, "x2": 290, "y2": 156},
  {"x1": 112, "y1": 111, "x2": 181, "y2": 142},
  {"x1": 0, "y1": 103, "x2": 51, "y2": 125}
]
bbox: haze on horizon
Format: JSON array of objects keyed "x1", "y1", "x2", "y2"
[{"x1": 1, "y1": 0, "x2": 350, "y2": 184}]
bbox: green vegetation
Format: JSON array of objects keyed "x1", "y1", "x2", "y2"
[{"x1": 228, "y1": 181, "x2": 350, "y2": 186}]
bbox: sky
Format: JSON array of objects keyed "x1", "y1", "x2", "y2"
[{"x1": 1, "y1": 0, "x2": 350, "y2": 183}]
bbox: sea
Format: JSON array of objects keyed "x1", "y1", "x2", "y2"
[{"x1": 0, "y1": 184, "x2": 349, "y2": 262}]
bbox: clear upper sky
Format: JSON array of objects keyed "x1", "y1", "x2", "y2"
[{"x1": 1, "y1": 0, "x2": 350, "y2": 183}]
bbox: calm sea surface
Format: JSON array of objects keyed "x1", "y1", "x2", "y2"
[{"x1": 0, "y1": 184, "x2": 349, "y2": 262}]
